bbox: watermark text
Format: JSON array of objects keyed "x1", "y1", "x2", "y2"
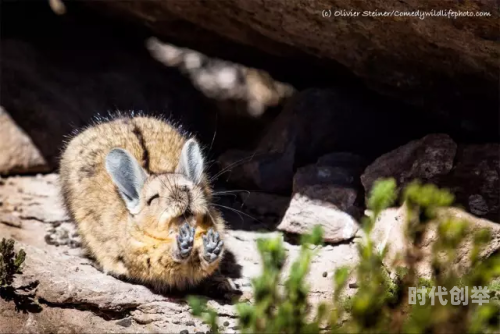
[
  {"x1": 322, "y1": 9, "x2": 492, "y2": 20},
  {"x1": 408, "y1": 286, "x2": 492, "y2": 306}
]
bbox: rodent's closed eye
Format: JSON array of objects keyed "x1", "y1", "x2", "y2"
[{"x1": 147, "y1": 194, "x2": 160, "y2": 205}]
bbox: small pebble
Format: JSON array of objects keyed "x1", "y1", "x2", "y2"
[
  {"x1": 322, "y1": 271, "x2": 328, "y2": 277},
  {"x1": 116, "y1": 317, "x2": 132, "y2": 327},
  {"x1": 185, "y1": 321, "x2": 195, "y2": 326},
  {"x1": 223, "y1": 321, "x2": 230, "y2": 327},
  {"x1": 179, "y1": 330, "x2": 189, "y2": 334}
]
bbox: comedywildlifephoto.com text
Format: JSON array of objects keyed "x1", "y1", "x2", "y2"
[{"x1": 322, "y1": 9, "x2": 493, "y2": 20}]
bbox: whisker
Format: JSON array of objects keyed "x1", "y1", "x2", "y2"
[
  {"x1": 213, "y1": 190, "x2": 251, "y2": 206},
  {"x1": 213, "y1": 189, "x2": 267, "y2": 208},
  {"x1": 208, "y1": 112, "x2": 218, "y2": 155},
  {"x1": 157, "y1": 174, "x2": 173, "y2": 195},
  {"x1": 210, "y1": 203, "x2": 261, "y2": 223},
  {"x1": 212, "y1": 193, "x2": 238, "y2": 200},
  {"x1": 212, "y1": 203, "x2": 244, "y2": 224},
  {"x1": 208, "y1": 151, "x2": 268, "y2": 183},
  {"x1": 212, "y1": 189, "x2": 251, "y2": 196}
]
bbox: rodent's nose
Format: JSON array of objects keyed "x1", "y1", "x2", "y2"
[{"x1": 170, "y1": 189, "x2": 189, "y2": 204}]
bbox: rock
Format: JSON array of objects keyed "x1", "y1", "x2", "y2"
[
  {"x1": 218, "y1": 88, "x2": 425, "y2": 192},
  {"x1": 278, "y1": 190, "x2": 359, "y2": 243},
  {"x1": 0, "y1": 174, "x2": 360, "y2": 332},
  {"x1": 0, "y1": 297, "x2": 145, "y2": 334},
  {"x1": 361, "y1": 135, "x2": 499, "y2": 221},
  {"x1": 441, "y1": 144, "x2": 499, "y2": 222},
  {"x1": 4, "y1": 242, "x2": 210, "y2": 333},
  {"x1": 146, "y1": 37, "x2": 295, "y2": 118},
  {"x1": 0, "y1": 107, "x2": 49, "y2": 175},
  {"x1": 278, "y1": 153, "x2": 364, "y2": 243},
  {"x1": 370, "y1": 205, "x2": 500, "y2": 279},
  {"x1": 361, "y1": 134, "x2": 457, "y2": 196},
  {"x1": 0, "y1": 212, "x2": 23, "y2": 228},
  {"x1": 116, "y1": 318, "x2": 133, "y2": 328},
  {"x1": 87, "y1": 0, "x2": 499, "y2": 137},
  {"x1": 0, "y1": 174, "x2": 69, "y2": 224}
]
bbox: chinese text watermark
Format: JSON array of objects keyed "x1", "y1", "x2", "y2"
[
  {"x1": 408, "y1": 286, "x2": 491, "y2": 306},
  {"x1": 322, "y1": 9, "x2": 493, "y2": 20}
]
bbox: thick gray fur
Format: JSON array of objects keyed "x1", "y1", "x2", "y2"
[
  {"x1": 105, "y1": 148, "x2": 147, "y2": 213},
  {"x1": 176, "y1": 138, "x2": 204, "y2": 184}
]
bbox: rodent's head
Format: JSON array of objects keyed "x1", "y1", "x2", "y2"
[{"x1": 105, "y1": 138, "x2": 211, "y2": 238}]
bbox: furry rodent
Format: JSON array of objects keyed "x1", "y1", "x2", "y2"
[{"x1": 59, "y1": 115, "x2": 225, "y2": 290}]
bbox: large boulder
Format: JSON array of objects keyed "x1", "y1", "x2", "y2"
[
  {"x1": 370, "y1": 205, "x2": 500, "y2": 279},
  {"x1": 0, "y1": 108, "x2": 49, "y2": 175},
  {"x1": 361, "y1": 133, "x2": 457, "y2": 194},
  {"x1": 361, "y1": 134, "x2": 499, "y2": 221},
  {"x1": 87, "y1": 0, "x2": 499, "y2": 137},
  {"x1": 146, "y1": 37, "x2": 295, "y2": 118},
  {"x1": 441, "y1": 144, "x2": 499, "y2": 221}
]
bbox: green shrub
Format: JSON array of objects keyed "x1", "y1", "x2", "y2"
[
  {"x1": 0, "y1": 238, "x2": 26, "y2": 288},
  {"x1": 188, "y1": 179, "x2": 500, "y2": 333},
  {"x1": 0, "y1": 238, "x2": 40, "y2": 313}
]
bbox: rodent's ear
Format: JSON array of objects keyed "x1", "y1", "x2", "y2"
[
  {"x1": 105, "y1": 148, "x2": 147, "y2": 214},
  {"x1": 176, "y1": 138, "x2": 204, "y2": 185}
]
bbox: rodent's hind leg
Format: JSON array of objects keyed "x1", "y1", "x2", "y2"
[
  {"x1": 98, "y1": 256, "x2": 130, "y2": 278},
  {"x1": 200, "y1": 228, "x2": 224, "y2": 267},
  {"x1": 173, "y1": 222, "x2": 195, "y2": 262}
]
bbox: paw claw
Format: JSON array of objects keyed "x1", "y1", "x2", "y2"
[
  {"x1": 202, "y1": 228, "x2": 224, "y2": 263},
  {"x1": 176, "y1": 222, "x2": 195, "y2": 260},
  {"x1": 213, "y1": 240, "x2": 223, "y2": 255}
]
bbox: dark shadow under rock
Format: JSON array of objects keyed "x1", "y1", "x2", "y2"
[
  {"x1": 211, "y1": 186, "x2": 290, "y2": 232},
  {"x1": 218, "y1": 87, "x2": 443, "y2": 193}
]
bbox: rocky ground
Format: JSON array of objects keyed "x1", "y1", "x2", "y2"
[
  {"x1": 0, "y1": 174, "x2": 360, "y2": 333},
  {"x1": 1, "y1": 133, "x2": 498, "y2": 332}
]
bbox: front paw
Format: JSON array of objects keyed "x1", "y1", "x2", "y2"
[
  {"x1": 174, "y1": 222, "x2": 195, "y2": 262},
  {"x1": 202, "y1": 228, "x2": 224, "y2": 264}
]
